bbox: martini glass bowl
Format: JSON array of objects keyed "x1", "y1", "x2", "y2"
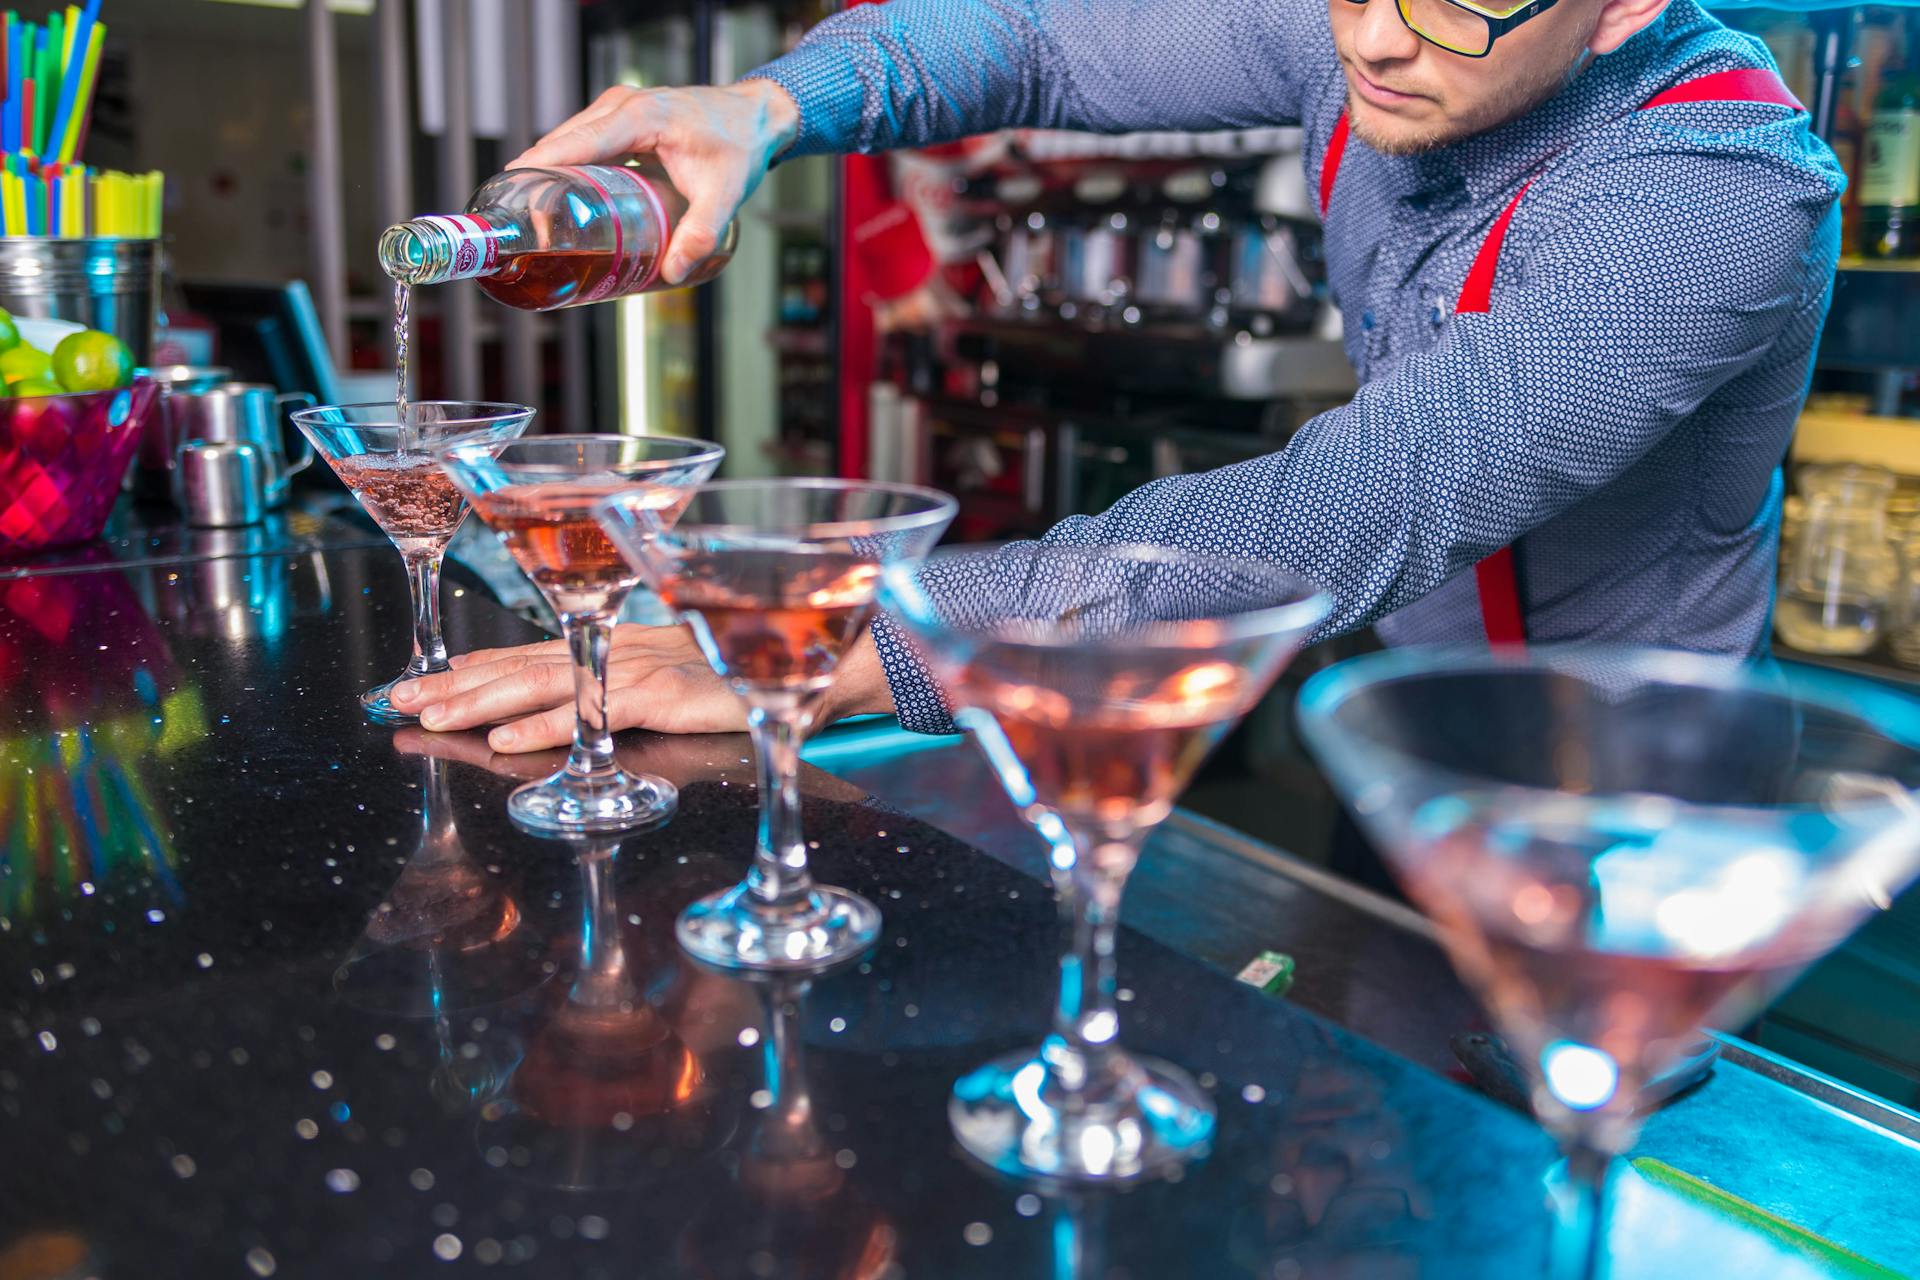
[
  {"x1": 438, "y1": 434, "x2": 724, "y2": 835},
  {"x1": 596, "y1": 478, "x2": 956, "y2": 970},
  {"x1": 292, "y1": 401, "x2": 532, "y2": 723},
  {"x1": 1295, "y1": 648, "x2": 1920, "y2": 1279},
  {"x1": 878, "y1": 543, "x2": 1328, "y2": 1182}
]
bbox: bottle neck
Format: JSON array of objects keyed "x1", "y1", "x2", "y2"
[{"x1": 379, "y1": 215, "x2": 505, "y2": 286}]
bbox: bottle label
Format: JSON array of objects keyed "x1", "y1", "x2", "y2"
[
  {"x1": 1863, "y1": 110, "x2": 1920, "y2": 208},
  {"x1": 562, "y1": 165, "x2": 673, "y2": 301},
  {"x1": 421, "y1": 214, "x2": 500, "y2": 281}
]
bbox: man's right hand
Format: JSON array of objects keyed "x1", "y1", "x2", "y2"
[{"x1": 510, "y1": 79, "x2": 801, "y2": 285}]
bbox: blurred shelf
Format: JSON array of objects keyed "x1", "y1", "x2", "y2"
[
  {"x1": 1773, "y1": 643, "x2": 1920, "y2": 688},
  {"x1": 1838, "y1": 257, "x2": 1920, "y2": 274}
]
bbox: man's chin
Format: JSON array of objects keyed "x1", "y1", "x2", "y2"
[{"x1": 1346, "y1": 94, "x2": 1458, "y2": 155}]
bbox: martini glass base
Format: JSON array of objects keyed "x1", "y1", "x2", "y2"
[
  {"x1": 949, "y1": 1046, "x2": 1215, "y2": 1184},
  {"x1": 676, "y1": 881, "x2": 880, "y2": 971},
  {"x1": 362, "y1": 675, "x2": 422, "y2": 725},
  {"x1": 508, "y1": 768, "x2": 678, "y2": 836}
]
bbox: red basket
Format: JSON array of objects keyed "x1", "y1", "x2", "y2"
[{"x1": 0, "y1": 377, "x2": 158, "y2": 556}]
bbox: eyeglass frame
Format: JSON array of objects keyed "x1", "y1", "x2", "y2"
[{"x1": 1339, "y1": 0, "x2": 1563, "y2": 59}]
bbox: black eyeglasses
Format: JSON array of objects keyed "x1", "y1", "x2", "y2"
[{"x1": 1341, "y1": 0, "x2": 1562, "y2": 58}]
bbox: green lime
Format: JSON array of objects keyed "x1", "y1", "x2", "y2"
[
  {"x1": 10, "y1": 378, "x2": 66, "y2": 398},
  {"x1": 0, "y1": 310, "x2": 21, "y2": 354},
  {"x1": 0, "y1": 345, "x2": 53, "y2": 386},
  {"x1": 52, "y1": 331, "x2": 133, "y2": 393}
]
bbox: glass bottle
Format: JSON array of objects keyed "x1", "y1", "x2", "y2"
[
  {"x1": 379, "y1": 158, "x2": 740, "y2": 310},
  {"x1": 1862, "y1": 64, "x2": 1920, "y2": 259},
  {"x1": 1775, "y1": 464, "x2": 1899, "y2": 656}
]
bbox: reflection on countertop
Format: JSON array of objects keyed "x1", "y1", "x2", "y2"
[{"x1": 0, "y1": 540, "x2": 1911, "y2": 1278}]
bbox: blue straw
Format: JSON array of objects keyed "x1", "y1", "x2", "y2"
[
  {"x1": 46, "y1": 0, "x2": 96, "y2": 172},
  {"x1": 4, "y1": 15, "x2": 19, "y2": 156},
  {"x1": 26, "y1": 170, "x2": 41, "y2": 235}
]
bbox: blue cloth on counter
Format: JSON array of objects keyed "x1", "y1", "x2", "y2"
[{"x1": 746, "y1": 0, "x2": 1842, "y2": 735}]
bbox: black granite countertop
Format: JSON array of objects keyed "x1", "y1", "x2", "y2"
[{"x1": 0, "y1": 535, "x2": 1907, "y2": 1278}]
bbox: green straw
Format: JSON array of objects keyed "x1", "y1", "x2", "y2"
[{"x1": 1630, "y1": 1158, "x2": 1913, "y2": 1280}]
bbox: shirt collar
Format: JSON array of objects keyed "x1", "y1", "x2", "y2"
[{"x1": 1400, "y1": 1, "x2": 1678, "y2": 205}]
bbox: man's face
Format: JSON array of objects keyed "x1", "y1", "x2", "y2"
[{"x1": 1329, "y1": 0, "x2": 1603, "y2": 154}]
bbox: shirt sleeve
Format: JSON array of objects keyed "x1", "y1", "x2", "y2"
[
  {"x1": 874, "y1": 150, "x2": 1839, "y2": 734},
  {"x1": 742, "y1": 0, "x2": 1336, "y2": 157}
]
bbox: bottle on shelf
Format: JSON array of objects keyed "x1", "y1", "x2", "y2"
[
  {"x1": 379, "y1": 158, "x2": 739, "y2": 310},
  {"x1": 1862, "y1": 60, "x2": 1920, "y2": 260}
]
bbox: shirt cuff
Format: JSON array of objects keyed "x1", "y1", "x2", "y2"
[
  {"x1": 868, "y1": 612, "x2": 959, "y2": 736},
  {"x1": 739, "y1": 46, "x2": 868, "y2": 158}
]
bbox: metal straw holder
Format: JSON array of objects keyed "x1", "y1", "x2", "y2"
[{"x1": 0, "y1": 237, "x2": 160, "y2": 364}]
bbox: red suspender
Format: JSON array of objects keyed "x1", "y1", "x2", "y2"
[
  {"x1": 1313, "y1": 65, "x2": 1800, "y2": 648},
  {"x1": 1318, "y1": 114, "x2": 1351, "y2": 219},
  {"x1": 1640, "y1": 68, "x2": 1803, "y2": 112}
]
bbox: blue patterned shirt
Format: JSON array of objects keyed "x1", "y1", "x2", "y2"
[{"x1": 747, "y1": 0, "x2": 1843, "y2": 734}]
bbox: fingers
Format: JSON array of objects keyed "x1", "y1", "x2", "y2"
[
  {"x1": 513, "y1": 86, "x2": 660, "y2": 169},
  {"x1": 662, "y1": 200, "x2": 733, "y2": 285},
  {"x1": 413, "y1": 659, "x2": 576, "y2": 732},
  {"x1": 448, "y1": 638, "x2": 567, "y2": 669},
  {"x1": 391, "y1": 654, "x2": 542, "y2": 712},
  {"x1": 487, "y1": 705, "x2": 578, "y2": 753}
]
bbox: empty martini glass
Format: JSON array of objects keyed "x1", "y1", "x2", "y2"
[
  {"x1": 437, "y1": 434, "x2": 724, "y2": 835},
  {"x1": 878, "y1": 543, "x2": 1329, "y2": 1182},
  {"x1": 1296, "y1": 648, "x2": 1920, "y2": 1279},
  {"x1": 291, "y1": 402, "x2": 532, "y2": 722},
  {"x1": 596, "y1": 478, "x2": 955, "y2": 970}
]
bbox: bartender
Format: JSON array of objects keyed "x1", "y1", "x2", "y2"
[{"x1": 390, "y1": 0, "x2": 1841, "y2": 749}]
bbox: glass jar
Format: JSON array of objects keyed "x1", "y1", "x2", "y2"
[
  {"x1": 1889, "y1": 524, "x2": 1920, "y2": 668},
  {"x1": 1775, "y1": 464, "x2": 1899, "y2": 656}
]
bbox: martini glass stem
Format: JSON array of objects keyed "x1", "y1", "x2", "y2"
[
  {"x1": 1043, "y1": 836, "x2": 1133, "y2": 1085},
  {"x1": 745, "y1": 697, "x2": 816, "y2": 909},
  {"x1": 564, "y1": 614, "x2": 619, "y2": 783},
  {"x1": 404, "y1": 550, "x2": 450, "y2": 676},
  {"x1": 1548, "y1": 1145, "x2": 1613, "y2": 1280}
]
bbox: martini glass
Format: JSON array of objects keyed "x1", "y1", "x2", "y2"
[
  {"x1": 437, "y1": 434, "x2": 724, "y2": 835},
  {"x1": 1295, "y1": 648, "x2": 1920, "y2": 1279},
  {"x1": 596, "y1": 479, "x2": 956, "y2": 971},
  {"x1": 878, "y1": 543, "x2": 1329, "y2": 1182},
  {"x1": 291, "y1": 402, "x2": 532, "y2": 723}
]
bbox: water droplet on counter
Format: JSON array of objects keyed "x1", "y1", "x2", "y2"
[
  {"x1": 578, "y1": 1215, "x2": 609, "y2": 1241},
  {"x1": 749, "y1": 1090, "x2": 772, "y2": 1110},
  {"x1": 295, "y1": 1119, "x2": 319, "y2": 1140},
  {"x1": 311, "y1": 1070, "x2": 334, "y2": 1090},
  {"x1": 473, "y1": 1239, "x2": 503, "y2": 1265},
  {"x1": 1241, "y1": 1084, "x2": 1266, "y2": 1104},
  {"x1": 326, "y1": 1169, "x2": 360, "y2": 1193},
  {"x1": 54, "y1": 962, "x2": 74, "y2": 980},
  {"x1": 171, "y1": 1154, "x2": 197, "y2": 1178},
  {"x1": 963, "y1": 1223, "x2": 993, "y2": 1246},
  {"x1": 245, "y1": 1247, "x2": 277, "y2": 1276},
  {"x1": 834, "y1": 1150, "x2": 857, "y2": 1170},
  {"x1": 829, "y1": 1018, "x2": 846, "y2": 1033},
  {"x1": 409, "y1": 1168, "x2": 435, "y2": 1191},
  {"x1": 374, "y1": 1034, "x2": 396, "y2": 1051},
  {"x1": 432, "y1": 1234, "x2": 462, "y2": 1261},
  {"x1": 737, "y1": 1028, "x2": 760, "y2": 1048},
  {"x1": 1015, "y1": 1194, "x2": 1041, "y2": 1217},
  {"x1": 1117, "y1": 988, "x2": 1135, "y2": 1003},
  {"x1": 196, "y1": 954, "x2": 214, "y2": 969},
  {"x1": 79, "y1": 1018, "x2": 99, "y2": 1036},
  {"x1": 146, "y1": 909, "x2": 166, "y2": 924},
  {"x1": 36, "y1": 1031, "x2": 55, "y2": 1052}
]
